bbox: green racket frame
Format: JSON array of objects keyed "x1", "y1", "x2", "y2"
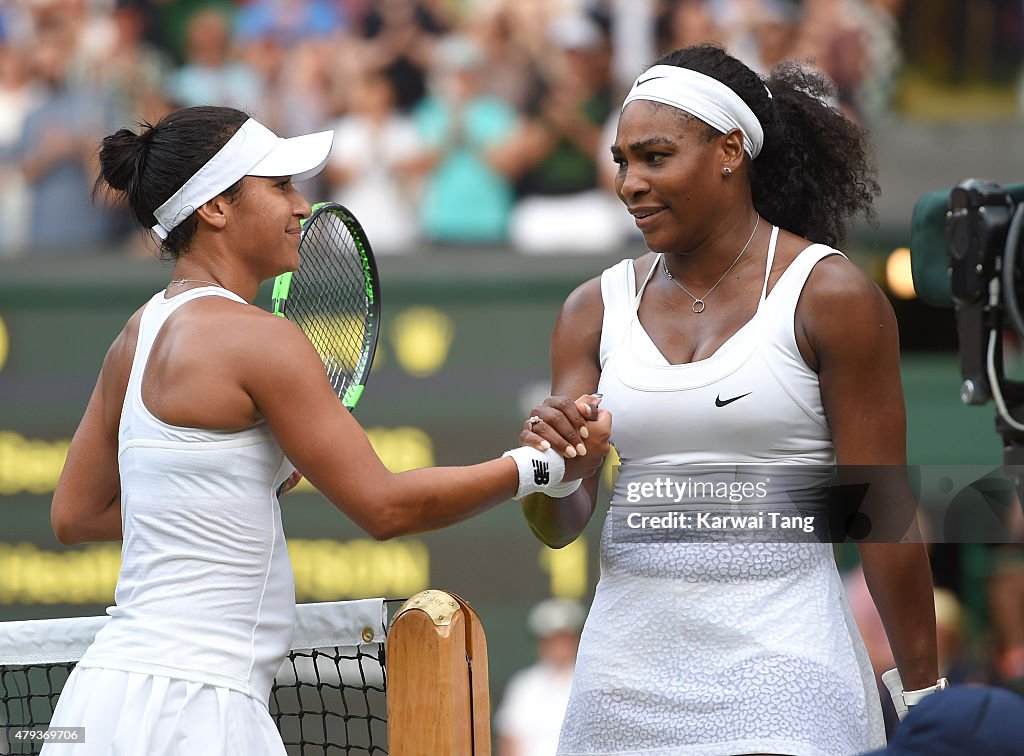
[{"x1": 271, "y1": 202, "x2": 381, "y2": 411}]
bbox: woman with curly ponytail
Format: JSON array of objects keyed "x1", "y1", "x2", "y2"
[{"x1": 517, "y1": 44, "x2": 940, "y2": 754}]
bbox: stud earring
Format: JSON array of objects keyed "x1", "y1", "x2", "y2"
[{"x1": 723, "y1": 166, "x2": 733, "y2": 175}]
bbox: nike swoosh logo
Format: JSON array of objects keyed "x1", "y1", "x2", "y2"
[
  {"x1": 636, "y1": 74, "x2": 667, "y2": 86},
  {"x1": 715, "y1": 392, "x2": 752, "y2": 407}
]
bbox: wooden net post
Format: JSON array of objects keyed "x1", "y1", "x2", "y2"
[{"x1": 386, "y1": 590, "x2": 491, "y2": 755}]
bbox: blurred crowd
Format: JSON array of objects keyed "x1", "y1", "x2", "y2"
[{"x1": 0, "y1": 0, "x2": 903, "y2": 258}]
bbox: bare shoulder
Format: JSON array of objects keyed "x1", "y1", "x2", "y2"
[
  {"x1": 802, "y1": 250, "x2": 892, "y2": 319},
  {"x1": 560, "y1": 252, "x2": 657, "y2": 324},
  {"x1": 554, "y1": 275, "x2": 603, "y2": 369},
  {"x1": 797, "y1": 246, "x2": 897, "y2": 363},
  {"x1": 149, "y1": 296, "x2": 325, "y2": 397},
  {"x1": 102, "y1": 304, "x2": 146, "y2": 375},
  {"x1": 173, "y1": 295, "x2": 312, "y2": 354},
  {"x1": 97, "y1": 304, "x2": 147, "y2": 430},
  {"x1": 561, "y1": 274, "x2": 603, "y2": 324}
]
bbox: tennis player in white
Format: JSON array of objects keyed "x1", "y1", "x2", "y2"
[{"x1": 44, "y1": 105, "x2": 609, "y2": 755}]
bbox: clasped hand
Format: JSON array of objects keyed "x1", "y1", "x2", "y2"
[{"x1": 521, "y1": 394, "x2": 611, "y2": 482}]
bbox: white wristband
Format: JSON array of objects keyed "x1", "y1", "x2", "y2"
[
  {"x1": 881, "y1": 668, "x2": 948, "y2": 720},
  {"x1": 881, "y1": 669, "x2": 907, "y2": 720},
  {"x1": 902, "y1": 677, "x2": 948, "y2": 706},
  {"x1": 502, "y1": 447, "x2": 581, "y2": 499}
]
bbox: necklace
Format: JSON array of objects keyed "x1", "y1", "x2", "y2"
[
  {"x1": 167, "y1": 278, "x2": 223, "y2": 289},
  {"x1": 662, "y1": 215, "x2": 760, "y2": 313}
]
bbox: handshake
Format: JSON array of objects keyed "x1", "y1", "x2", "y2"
[{"x1": 503, "y1": 394, "x2": 612, "y2": 500}]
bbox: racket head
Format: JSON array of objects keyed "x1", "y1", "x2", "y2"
[{"x1": 272, "y1": 202, "x2": 381, "y2": 410}]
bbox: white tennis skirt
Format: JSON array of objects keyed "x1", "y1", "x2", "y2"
[{"x1": 41, "y1": 666, "x2": 287, "y2": 755}]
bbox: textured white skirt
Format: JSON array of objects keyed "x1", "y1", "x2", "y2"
[
  {"x1": 41, "y1": 667, "x2": 286, "y2": 756},
  {"x1": 557, "y1": 530, "x2": 886, "y2": 755}
]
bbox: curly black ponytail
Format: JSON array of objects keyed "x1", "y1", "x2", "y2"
[
  {"x1": 654, "y1": 44, "x2": 879, "y2": 247},
  {"x1": 95, "y1": 106, "x2": 250, "y2": 260}
]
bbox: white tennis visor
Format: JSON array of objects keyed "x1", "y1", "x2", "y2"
[{"x1": 152, "y1": 118, "x2": 334, "y2": 239}]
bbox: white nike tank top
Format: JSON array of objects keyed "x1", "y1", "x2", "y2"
[
  {"x1": 79, "y1": 287, "x2": 297, "y2": 704},
  {"x1": 597, "y1": 226, "x2": 836, "y2": 468}
]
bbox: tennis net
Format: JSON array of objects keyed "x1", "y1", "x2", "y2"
[{"x1": 0, "y1": 599, "x2": 393, "y2": 755}]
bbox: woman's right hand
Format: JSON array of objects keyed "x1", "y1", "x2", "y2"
[
  {"x1": 520, "y1": 394, "x2": 606, "y2": 460},
  {"x1": 564, "y1": 406, "x2": 611, "y2": 482}
]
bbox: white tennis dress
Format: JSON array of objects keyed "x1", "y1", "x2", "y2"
[
  {"x1": 44, "y1": 287, "x2": 296, "y2": 755},
  {"x1": 557, "y1": 229, "x2": 886, "y2": 755}
]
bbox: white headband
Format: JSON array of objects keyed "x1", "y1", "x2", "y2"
[
  {"x1": 622, "y1": 65, "x2": 765, "y2": 159},
  {"x1": 152, "y1": 118, "x2": 334, "y2": 239}
]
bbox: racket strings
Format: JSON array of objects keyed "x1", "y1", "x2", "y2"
[{"x1": 291, "y1": 212, "x2": 375, "y2": 399}]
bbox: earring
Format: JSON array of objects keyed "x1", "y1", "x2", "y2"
[{"x1": 723, "y1": 166, "x2": 733, "y2": 175}]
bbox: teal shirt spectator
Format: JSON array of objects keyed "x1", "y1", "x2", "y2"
[{"x1": 415, "y1": 95, "x2": 517, "y2": 244}]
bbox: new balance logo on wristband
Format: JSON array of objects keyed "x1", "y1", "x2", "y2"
[
  {"x1": 503, "y1": 447, "x2": 576, "y2": 500},
  {"x1": 532, "y1": 459, "x2": 550, "y2": 486}
]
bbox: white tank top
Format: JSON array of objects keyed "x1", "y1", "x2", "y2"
[
  {"x1": 79, "y1": 287, "x2": 296, "y2": 704},
  {"x1": 598, "y1": 226, "x2": 837, "y2": 468}
]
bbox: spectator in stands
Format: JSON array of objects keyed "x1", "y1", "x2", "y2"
[
  {"x1": 505, "y1": 13, "x2": 625, "y2": 254},
  {"x1": 495, "y1": 599, "x2": 586, "y2": 756},
  {"x1": 932, "y1": 586, "x2": 981, "y2": 687},
  {"x1": 415, "y1": 35, "x2": 519, "y2": 245},
  {"x1": 233, "y1": 1, "x2": 347, "y2": 138},
  {"x1": 752, "y1": 0, "x2": 801, "y2": 73},
  {"x1": 791, "y1": 0, "x2": 874, "y2": 119},
  {"x1": 850, "y1": 0, "x2": 903, "y2": 119},
  {"x1": 484, "y1": 0, "x2": 574, "y2": 77},
  {"x1": 234, "y1": 0, "x2": 346, "y2": 48},
  {"x1": 13, "y1": 23, "x2": 116, "y2": 254},
  {"x1": 164, "y1": 8, "x2": 261, "y2": 110},
  {"x1": 0, "y1": 41, "x2": 41, "y2": 257},
  {"x1": 657, "y1": 0, "x2": 724, "y2": 55},
  {"x1": 358, "y1": 0, "x2": 448, "y2": 113},
  {"x1": 988, "y1": 544, "x2": 1024, "y2": 694},
  {"x1": 324, "y1": 67, "x2": 426, "y2": 254},
  {"x1": 461, "y1": 2, "x2": 542, "y2": 111},
  {"x1": 82, "y1": 1, "x2": 174, "y2": 127},
  {"x1": 238, "y1": 32, "x2": 340, "y2": 144},
  {"x1": 706, "y1": 0, "x2": 786, "y2": 74}
]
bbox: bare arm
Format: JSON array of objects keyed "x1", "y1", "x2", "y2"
[
  {"x1": 486, "y1": 120, "x2": 556, "y2": 179},
  {"x1": 801, "y1": 255, "x2": 938, "y2": 690},
  {"x1": 51, "y1": 375, "x2": 122, "y2": 543},
  {"x1": 242, "y1": 314, "x2": 609, "y2": 540},
  {"x1": 520, "y1": 277, "x2": 606, "y2": 548},
  {"x1": 51, "y1": 312, "x2": 141, "y2": 544}
]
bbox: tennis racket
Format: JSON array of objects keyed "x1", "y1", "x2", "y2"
[{"x1": 271, "y1": 202, "x2": 381, "y2": 411}]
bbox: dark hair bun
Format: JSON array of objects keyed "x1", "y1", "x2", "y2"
[{"x1": 98, "y1": 126, "x2": 152, "y2": 199}]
